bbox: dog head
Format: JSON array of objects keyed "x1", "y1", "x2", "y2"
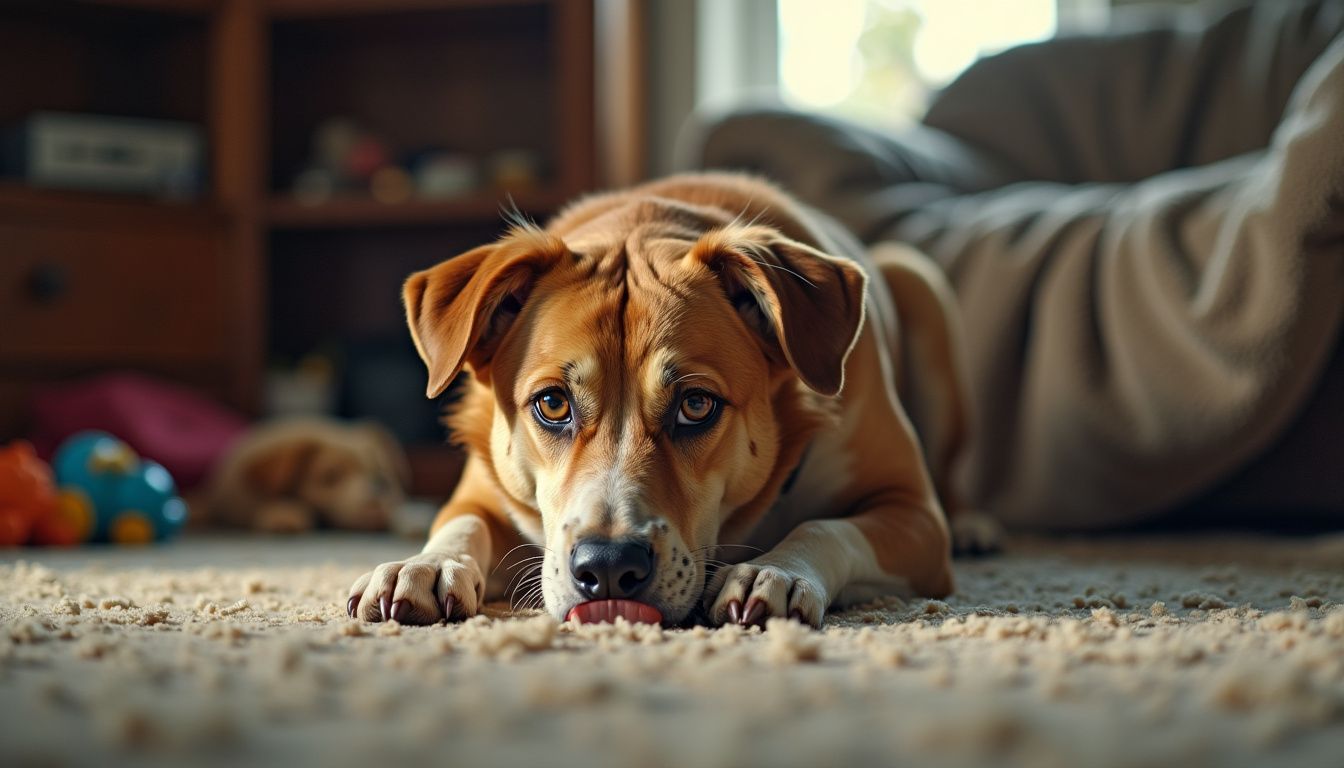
[{"x1": 404, "y1": 201, "x2": 865, "y2": 624}]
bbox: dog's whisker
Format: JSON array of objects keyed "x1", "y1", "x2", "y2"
[
  {"x1": 503, "y1": 567, "x2": 542, "y2": 601},
  {"x1": 702, "y1": 544, "x2": 765, "y2": 554},
  {"x1": 524, "y1": 590, "x2": 547, "y2": 612},
  {"x1": 688, "y1": 543, "x2": 765, "y2": 558},
  {"x1": 511, "y1": 585, "x2": 542, "y2": 614},
  {"x1": 748, "y1": 257, "x2": 818, "y2": 289},
  {"x1": 490, "y1": 543, "x2": 551, "y2": 578},
  {"x1": 508, "y1": 571, "x2": 543, "y2": 597},
  {"x1": 513, "y1": 583, "x2": 546, "y2": 613},
  {"x1": 505, "y1": 570, "x2": 544, "y2": 606}
]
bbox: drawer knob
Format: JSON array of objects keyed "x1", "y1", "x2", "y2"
[{"x1": 28, "y1": 264, "x2": 69, "y2": 304}]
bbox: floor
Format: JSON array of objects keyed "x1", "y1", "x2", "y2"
[{"x1": 2, "y1": 532, "x2": 1343, "y2": 768}]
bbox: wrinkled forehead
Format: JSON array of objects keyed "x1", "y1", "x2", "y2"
[{"x1": 501, "y1": 242, "x2": 764, "y2": 411}]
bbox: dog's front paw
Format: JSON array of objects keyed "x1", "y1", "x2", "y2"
[
  {"x1": 346, "y1": 552, "x2": 485, "y2": 625},
  {"x1": 704, "y1": 562, "x2": 826, "y2": 629}
]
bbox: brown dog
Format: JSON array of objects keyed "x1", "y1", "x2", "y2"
[
  {"x1": 210, "y1": 419, "x2": 408, "y2": 533},
  {"x1": 348, "y1": 173, "x2": 987, "y2": 628}
]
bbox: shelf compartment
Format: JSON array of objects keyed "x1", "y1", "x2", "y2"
[
  {"x1": 268, "y1": 3, "x2": 556, "y2": 194},
  {"x1": 0, "y1": 2, "x2": 210, "y2": 125}
]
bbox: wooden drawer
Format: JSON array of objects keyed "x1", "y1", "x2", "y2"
[{"x1": 0, "y1": 222, "x2": 227, "y2": 365}]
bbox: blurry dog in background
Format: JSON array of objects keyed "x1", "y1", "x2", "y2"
[{"x1": 209, "y1": 419, "x2": 407, "y2": 533}]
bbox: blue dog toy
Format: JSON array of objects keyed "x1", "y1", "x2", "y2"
[{"x1": 52, "y1": 431, "x2": 187, "y2": 544}]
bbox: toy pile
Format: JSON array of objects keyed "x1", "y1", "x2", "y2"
[
  {"x1": 0, "y1": 432, "x2": 187, "y2": 547},
  {"x1": 290, "y1": 117, "x2": 543, "y2": 206}
]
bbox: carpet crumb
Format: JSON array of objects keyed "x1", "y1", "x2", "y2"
[
  {"x1": 336, "y1": 621, "x2": 366, "y2": 637},
  {"x1": 923, "y1": 600, "x2": 950, "y2": 615},
  {"x1": 218, "y1": 599, "x2": 249, "y2": 617},
  {"x1": 75, "y1": 637, "x2": 115, "y2": 659},
  {"x1": 8, "y1": 620, "x2": 51, "y2": 644},
  {"x1": 51, "y1": 597, "x2": 81, "y2": 616},
  {"x1": 1288, "y1": 595, "x2": 1324, "y2": 610},
  {"x1": 764, "y1": 618, "x2": 821, "y2": 664},
  {"x1": 1181, "y1": 592, "x2": 1227, "y2": 610},
  {"x1": 136, "y1": 609, "x2": 170, "y2": 627},
  {"x1": 1090, "y1": 607, "x2": 1119, "y2": 627},
  {"x1": 869, "y1": 644, "x2": 909, "y2": 668},
  {"x1": 461, "y1": 615, "x2": 558, "y2": 658},
  {"x1": 201, "y1": 624, "x2": 245, "y2": 643}
]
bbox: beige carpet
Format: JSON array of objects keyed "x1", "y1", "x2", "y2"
[{"x1": 2, "y1": 533, "x2": 1343, "y2": 768}]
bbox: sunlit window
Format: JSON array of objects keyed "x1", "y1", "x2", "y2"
[{"x1": 778, "y1": 0, "x2": 1058, "y2": 126}]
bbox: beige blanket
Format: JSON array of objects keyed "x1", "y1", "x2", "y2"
[{"x1": 695, "y1": 1, "x2": 1344, "y2": 529}]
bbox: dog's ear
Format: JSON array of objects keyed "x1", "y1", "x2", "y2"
[
  {"x1": 404, "y1": 233, "x2": 568, "y2": 397},
  {"x1": 690, "y1": 227, "x2": 867, "y2": 396}
]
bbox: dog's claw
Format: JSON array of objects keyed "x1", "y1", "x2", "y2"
[
  {"x1": 379, "y1": 595, "x2": 392, "y2": 622},
  {"x1": 389, "y1": 599, "x2": 405, "y2": 623},
  {"x1": 727, "y1": 600, "x2": 743, "y2": 625},
  {"x1": 443, "y1": 595, "x2": 456, "y2": 621},
  {"x1": 743, "y1": 599, "x2": 767, "y2": 627},
  {"x1": 346, "y1": 595, "x2": 358, "y2": 617}
]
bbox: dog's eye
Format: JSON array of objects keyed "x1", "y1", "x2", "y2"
[
  {"x1": 533, "y1": 389, "x2": 572, "y2": 426},
  {"x1": 676, "y1": 392, "x2": 718, "y2": 426}
]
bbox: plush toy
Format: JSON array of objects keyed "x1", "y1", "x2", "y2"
[
  {"x1": 207, "y1": 418, "x2": 409, "y2": 533},
  {"x1": 53, "y1": 431, "x2": 187, "y2": 544},
  {"x1": 0, "y1": 440, "x2": 87, "y2": 546}
]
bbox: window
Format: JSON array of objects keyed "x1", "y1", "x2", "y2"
[{"x1": 777, "y1": 0, "x2": 1061, "y2": 127}]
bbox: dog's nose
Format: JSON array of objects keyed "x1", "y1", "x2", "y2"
[{"x1": 569, "y1": 538, "x2": 654, "y2": 600}]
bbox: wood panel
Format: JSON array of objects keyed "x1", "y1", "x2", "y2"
[
  {"x1": 210, "y1": 0, "x2": 267, "y2": 413},
  {"x1": 553, "y1": 0, "x2": 597, "y2": 193},
  {"x1": 0, "y1": 223, "x2": 227, "y2": 364}
]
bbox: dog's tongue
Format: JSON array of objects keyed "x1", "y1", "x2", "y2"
[{"x1": 566, "y1": 599, "x2": 662, "y2": 625}]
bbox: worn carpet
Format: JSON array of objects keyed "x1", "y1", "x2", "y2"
[{"x1": 2, "y1": 533, "x2": 1343, "y2": 768}]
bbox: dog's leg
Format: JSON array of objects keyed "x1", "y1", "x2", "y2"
[
  {"x1": 872, "y1": 242, "x2": 1002, "y2": 555},
  {"x1": 704, "y1": 500, "x2": 953, "y2": 628},
  {"x1": 704, "y1": 314, "x2": 957, "y2": 628},
  {"x1": 346, "y1": 458, "x2": 525, "y2": 624}
]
